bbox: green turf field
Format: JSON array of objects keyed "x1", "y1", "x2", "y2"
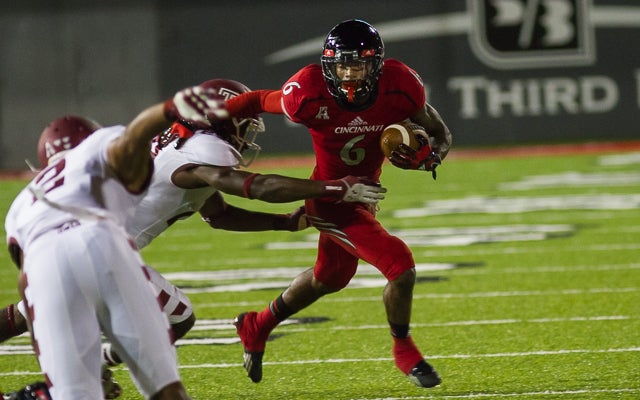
[{"x1": 1, "y1": 148, "x2": 639, "y2": 399}]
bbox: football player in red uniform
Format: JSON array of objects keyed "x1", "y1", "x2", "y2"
[{"x1": 225, "y1": 19, "x2": 452, "y2": 388}]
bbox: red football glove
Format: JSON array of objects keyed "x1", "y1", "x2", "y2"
[
  {"x1": 388, "y1": 134, "x2": 442, "y2": 180},
  {"x1": 163, "y1": 86, "x2": 229, "y2": 129}
]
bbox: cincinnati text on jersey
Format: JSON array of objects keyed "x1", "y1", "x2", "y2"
[{"x1": 334, "y1": 124, "x2": 385, "y2": 134}]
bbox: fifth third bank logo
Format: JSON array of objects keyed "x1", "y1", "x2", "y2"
[{"x1": 468, "y1": 0, "x2": 596, "y2": 69}]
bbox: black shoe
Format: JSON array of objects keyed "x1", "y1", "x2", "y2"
[
  {"x1": 234, "y1": 313, "x2": 265, "y2": 383},
  {"x1": 407, "y1": 360, "x2": 441, "y2": 388},
  {"x1": 3, "y1": 382, "x2": 50, "y2": 400},
  {"x1": 242, "y1": 349, "x2": 264, "y2": 383}
]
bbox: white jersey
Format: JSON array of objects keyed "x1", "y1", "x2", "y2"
[
  {"x1": 5, "y1": 126, "x2": 142, "y2": 251},
  {"x1": 4, "y1": 125, "x2": 180, "y2": 399},
  {"x1": 127, "y1": 131, "x2": 239, "y2": 248}
]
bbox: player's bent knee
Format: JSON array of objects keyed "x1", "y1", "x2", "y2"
[
  {"x1": 311, "y1": 277, "x2": 342, "y2": 295},
  {"x1": 390, "y1": 268, "x2": 416, "y2": 290}
]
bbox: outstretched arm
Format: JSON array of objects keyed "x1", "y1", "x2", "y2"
[
  {"x1": 226, "y1": 89, "x2": 284, "y2": 117},
  {"x1": 198, "y1": 192, "x2": 307, "y2": 232},
  {"x1": 173, "y1": 166, "x2": 385, "y2": 204},
  {"x1": 107, "y1": 103, "x2": 169, "y2": 193},
  {"x1": 107, "y1": 84, "x2": 235, "y2": 192}
]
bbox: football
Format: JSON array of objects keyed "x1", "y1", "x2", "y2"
[{"x1": 380, "y1": 121, "x2": 425, "y2": 157}]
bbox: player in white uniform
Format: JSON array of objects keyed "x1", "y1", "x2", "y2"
[
  {"x1": 3, "y1": 84, "x2": 230, "y2": 400},
  {"x1": 3, "y1": 79, "x2": 386, "y2": 397}
]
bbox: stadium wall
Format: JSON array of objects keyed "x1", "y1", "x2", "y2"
[{"x1": 1, "y1": 0, "x2": 638, "y2": 169}]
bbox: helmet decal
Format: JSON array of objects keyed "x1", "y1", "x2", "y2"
[
  {"x1": 37, "y1": 115, "x2": 102, "y2": 168},
  {"x1": 195, "y1": 79, "x2": 265, "y2": 166}
]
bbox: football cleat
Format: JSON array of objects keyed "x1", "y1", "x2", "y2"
[
  {"x1": 2, "y1": 381, "x2": 50, "y2": 400},
  {"x1": 233, "y1": 312, "x2": 267, "y2": 383},
  {"x1": 242, "y1": 350, "x2": 264, "y2": 383},
  {"x1": 407, "y1": 360, "x2": 442, "y2": 388},
  {"x1": 101, "y1": 366, "x2": 122, "y2": 399}
]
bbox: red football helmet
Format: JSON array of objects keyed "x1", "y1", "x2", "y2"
[
  {"x1": 198, "y1": 79, "x2": 264, "y2": 166},
  {"x1": 37, "y1": 115, "x2": 102, "y2": 168}
]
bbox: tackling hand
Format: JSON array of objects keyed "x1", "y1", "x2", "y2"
[
  {"x1": 163, "y1": 86, "x2": 229, "y2": 129},
  {"x1": 281, "y1": 205, "x2": 309, "y2": 231},
  {"x1": 324, "y1": 175, "x2": 387, "y2": 204},
  {"x1": 389, "y1": 135, "x2": 442, "y2": 180}
]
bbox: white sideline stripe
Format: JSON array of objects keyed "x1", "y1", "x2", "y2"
[
  {"x1": 2, "y1": 347, "x2": 639, "y2": 378},
  {"x1": 355, "y1": 388, "x2": 640, "y2": 399}
]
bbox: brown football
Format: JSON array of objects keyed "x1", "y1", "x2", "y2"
[{"x1": 380, "y1": 121, "x2": 424, "y2": 158}]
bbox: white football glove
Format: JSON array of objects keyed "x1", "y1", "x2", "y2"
[
  {"x1": 324, "y1": 175, "x2": 387, "y2": 204},
  {"x1": 164, "y1": 86, "x2": 229, "y2": 129}
]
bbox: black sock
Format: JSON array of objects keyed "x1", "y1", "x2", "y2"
[
  {"x1": 389, "y1": 322, "x2": 410, "y2": 338},
  {"x1": 269, "y1": 294, "x2": 294, "y2": 321}
]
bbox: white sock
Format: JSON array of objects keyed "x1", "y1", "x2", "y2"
[{"x1": 101, "y1": 343, "x2": 121, "y2": 366}]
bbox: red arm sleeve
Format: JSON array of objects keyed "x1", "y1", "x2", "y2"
[{"x1": 226, "y1": 89, "x2": 284, "y2": 117}]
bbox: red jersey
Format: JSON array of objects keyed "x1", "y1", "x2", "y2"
[{"x1": 281, "y1": 59, "x2": 426, "y2": 181}]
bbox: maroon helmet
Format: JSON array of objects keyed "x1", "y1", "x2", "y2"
[
  {"x1": 37, "y1": 115, "x2": 102, "y2": 168},
  {"x1": 198, "y1": 79, "x2": 264, "y2": 166}
]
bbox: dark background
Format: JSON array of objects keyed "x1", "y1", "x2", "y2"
[{"x1": 1, "y1": 0, "x2": 638, "y2": 169}]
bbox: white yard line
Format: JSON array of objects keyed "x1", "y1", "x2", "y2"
[
  {"x1": 354, "y1": 387, "x2": 640, "y2": 399},
  {"x1": 3, "y1": 346, "x2": 639, "y2": 375},
  {"x1": 1, "y1": 314, "x2": 634, "y2": 356}
]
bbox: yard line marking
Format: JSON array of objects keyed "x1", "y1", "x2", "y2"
[
  {"x1": 3, "y1": 347, "x2": 639, "y2": 376},
  {"x1": 394, "y1": 194, "x2": 640, "y2": 217},
  {"x1": 309, "y1": 315, "x2": 631, "y2": 332},
  {"x1": 1, "y1": 316, "x2": 630, "y2": 355},
  {"x1": 332, "y1": 287, "x2": 639, "y2": 303},
  {"x1": 420, "y1": 243, "x2": 640, "y2": 257},
  {"x1": 446, "y1": 263, "x2": 640, "y2": 276},
  {"x1": 158, "y1": 263, "x2": 640, "y2": 295},
  {"x1": 354, "y1": 387, "x2": 640, "y2": 399},
  {"x1": 498, "y1": 171, "x2": 640, "y2": 190},
  {"x1": 198, "y1": 286, "x2": 639, "y2": 308},
  {"x1": 411, "y1": 287, "x2": 639, "y2": 300},
  {"x1": 275, "y1": 315, "x2": 631, "y2": 334},
  {"x1": 178, "y1": 347, "x2": 640, "y2": 371},
  {"x1": 183, "y1": 315, "x2": 630, "y2": 333}
]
